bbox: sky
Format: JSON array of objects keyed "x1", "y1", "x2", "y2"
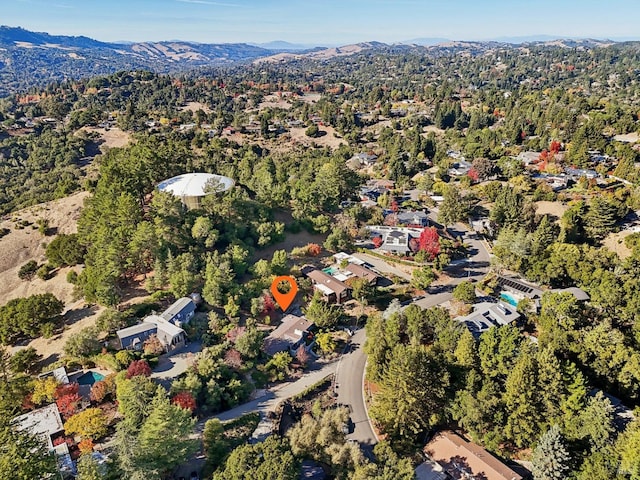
[{"x1": 4, "y1": 0, "x2": 640, "y2": 45}]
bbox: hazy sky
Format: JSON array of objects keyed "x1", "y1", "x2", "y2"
[{"x1": 4, "y1": 0, "x2": 640, "y2": 44}]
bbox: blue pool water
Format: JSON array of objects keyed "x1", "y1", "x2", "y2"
[
  {"x1": 77, "y1": 371, "x2": 105, "y2": 386},
  {"x1": 323, "y1": 267, "x2": 338, "y2": 275},
  {"x1": 500, "y1": 292, "x2": 519, "y2": 307}
]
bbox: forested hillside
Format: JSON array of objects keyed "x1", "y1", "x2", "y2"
[{"x1": 4, "y1": 40, "x2": 640, "y2": 479}]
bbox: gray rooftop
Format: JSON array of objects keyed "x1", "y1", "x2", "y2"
[
  {"x1": 160, "y1": 297, "x2": 194, "y2": 322},
  {"x1": 116, "y1": 322, "x2": 157, "y2": 340},
  {"x1": 455, "y1": 302, "x2": 521, "y2": 337}
]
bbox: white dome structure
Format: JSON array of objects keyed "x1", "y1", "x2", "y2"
[{"x1": 157, "y1": 173, "x2": 234, "y2": 209}]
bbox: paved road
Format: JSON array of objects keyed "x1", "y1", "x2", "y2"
[
  {"x1": 335, "y1": 328, "x2": 377, "y2": 458},
  {"x1": 174, "y1": 359, "x2": 339, "y2": 477},
  {"x1": 412, "y1": 222, "x2": 491, "y2": 309},
  {"x1": 352, "y1": 252, "x2": 413, "y2": 281}
]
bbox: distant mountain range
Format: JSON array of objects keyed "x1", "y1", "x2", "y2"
[{"x1": 0, "y1": 25, "x2": 625, "y2": 97}]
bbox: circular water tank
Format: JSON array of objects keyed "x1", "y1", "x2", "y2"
[{"x1": 157, "y1": 173, "x2": 234, "y2": 209}]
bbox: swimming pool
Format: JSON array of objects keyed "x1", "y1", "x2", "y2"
[
  {"x1": 77, "y1": 371, "x2": 105, "y2": 386},
  {"x1": 323, "y1": 267, "x2": 338, "y2": 275},
  {"x1": 500, "y1": 292, "x2": 519, "y2": 307}
]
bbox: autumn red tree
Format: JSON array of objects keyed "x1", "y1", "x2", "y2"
[
  {"x1": 467, "y1": 168, "x2": 479, "y2": 183},
  {"x1": 89, "y1": 374, "x2": 116, "y2": 404},
  {"x1": 223, "y1": 349, "x2": 243, "y2": 369},
  {"x1": 295, "y1": 345, "x2": 310, "y2": 368},
  {"x1": 390, "y1": 200, "x2": 399, "y2": 213},
  {"x1": 550, "y1": 141, "x2": 561, "y2": 154},
  {"x1": 55, "y1": 383, "x2": 82, "y2": 419},
  {"x1": 125, "y1": 360, "x2": 152, "y2": 379},
  {"x1": 261, "y1": 293, "x2": 275, "y2": 316},
  {"x1": 307, "y1": 243, "x2": 322, "y2": 256},
  {"x1": 372, "y1": 236, "x2": 383, "y2": 248},
  {"x1": 171, "y1": 391, "x2": 197, "y2": 413},
  {"x1": 418, "y1": 227, "x2": 440, "y2": 260}
]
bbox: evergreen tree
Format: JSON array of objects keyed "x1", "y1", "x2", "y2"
[{"x1": 531, "y1": 425, "x2": 571, "y2": 480}]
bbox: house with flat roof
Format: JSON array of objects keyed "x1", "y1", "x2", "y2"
[
  {"x1": 455, "y1": 302, "x2": 521, "y2": 337},
  {"x1": 160, "y1": 297, "x2": 196, "y2": 325},
  {"x1": 424, "y1": 430, "x2": 524, "y2": 480},
  {"x1": 263, "y1": 314, "x2": 314, "y2": 357},
  {"x1": 13, "y1": 403, "x2": 64, "y2": 450},
  {"x1": 304, "y1": 268, "x2": 351, "y2": 304}
]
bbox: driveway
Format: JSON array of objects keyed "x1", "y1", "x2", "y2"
[
  {"x1": 151, "y1": 341, "x2": 202, "y2": 384},
  {"x1": 352, "y1": 252, "x2": 412, "y2": 281},
  {"x1": 335, "y1": 328, "x2": 377, "y2": 459}
]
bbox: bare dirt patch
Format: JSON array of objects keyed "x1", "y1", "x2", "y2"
[
  {"x1": 286, "y1": 126, "x2": 347, "y2": 150},
  {"x1": 0, "y1": 191, "x2": 89, "y2": 305},
  {"x1": 258, "y1": 95, "x2": 292, "y2": 111},
  {"x1": 180, "y1": 101, "x2": 212, "y2": 114},
  {"x1": 603, "y1": 230, "x2": 635, "y2": 259},
  {"x1": 535, "y1": 201, "x2": 568, "y2": 222},
  {"x1": 79, "y1": 126, "x2": 132, "y2": 151}
]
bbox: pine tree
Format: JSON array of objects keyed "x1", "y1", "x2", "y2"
[{"x1": 532, "y1": 425, "x2": 571, "y2": 480}]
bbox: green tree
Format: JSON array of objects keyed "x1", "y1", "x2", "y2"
[
  {"x1": 452, "y1": 281, "x2": 476, "y2": 304},
  {"x1": 438, "y1": 185, "x2": 470, "y2": 227},
  {"x1": 203, "y1": 418, "x2": 227, "y2": 471},
  {"x1": 369, "y1": 345, "x2": 449, "y2": 443},
  {"x1": 304, "y1": 293, "x2": 342, "y2": 328},
  {"x1": 45, "y1": 233, "x2": 85, "y2": 267},
  {"x1": 130, "y1": 389, "x2": 198, "y2": 479},
  {"x1": 617, "y1": 417, "x2": 640, "y2": 478},
  {"x1": 63, "y1": 326, "x2": 101, "y2": 358},
  {"x1": 504, "y1": 347, "x2": 544, "y2": 448},
  {"x1": 0, "y1": 423, "x2": 56, "y2": 480},
  {"x1": 235, "y1": 326, "x2": 264, "y2": 359},
  {"x1": 214, "y1": 436, "x2": 299, "y2": 480},
  {"x1": 351, "y1": 441, "x2": 415, "y2": 480},
  {"x1": 531, "y1": 425, "x2": 571, "y2": 480},
  {"x1": 411, "y1": 265, "x2": 435, "y2": 290}
]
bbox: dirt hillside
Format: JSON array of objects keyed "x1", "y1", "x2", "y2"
[{"x1": 0, "y1": 191, "x2": 89, "y2": 305}]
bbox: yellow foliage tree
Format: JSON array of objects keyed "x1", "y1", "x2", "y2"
[
  {"x1": 31, "y1": 377, "x2": 59, "y2": 405},
  {"x1": 65, "y1": 408, "x2": 108, "y2": 440}
]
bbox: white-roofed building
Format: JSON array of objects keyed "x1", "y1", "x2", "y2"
[{"x1": 157, "y1": 173, "x2": 235, "y2": 209}]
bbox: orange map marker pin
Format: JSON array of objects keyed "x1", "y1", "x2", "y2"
[{"x1": 270, "y1": 275, "x2": 298, "y2": 311}]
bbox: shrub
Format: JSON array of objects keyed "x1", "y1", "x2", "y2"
[
  {"x1": 66, "y1": 270, "x2": 78, "y2": 284},
  {"x1": 78, "y1": 439, "x2": 94, "y2": 454},
  {"x1": 18, "y1": 260, "x2": 39, "y2": 281},
  {"x1": 36, "y1": 264, "x2": 55, "y2": 281}
]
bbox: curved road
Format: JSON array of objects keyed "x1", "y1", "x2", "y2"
[
  {"x1": 334, "y1": 327, "x2": 377, "y2": 457},
  {"x1": 334, "y1": 221, "x2": 491, "y2": 456}
]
